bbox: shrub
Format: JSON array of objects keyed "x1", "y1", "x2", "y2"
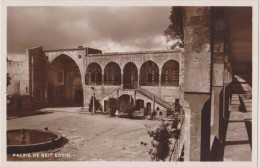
[
  {"x1": 148, "y1": 122, "x2": 172, "y2": 161},
  {"x1": 108, "y1": 97, "x2": 118, "y2": 116}
]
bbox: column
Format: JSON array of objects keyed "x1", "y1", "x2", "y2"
[
  {"x1": 152, "y1": 95, "x2": 155, "y2": 115},
  {"x1": 211, "y1": 8, "x2": 225, "y2": 141},
  {"x1": 159, "y1": 68, "x2": 162, "y2": 87},
  {"x1": 137, "y1": 69, "x2": 140, "y2": 87},
  {"x1": 121, "y1": 69, "x2": 124, "y2": 88},
  {"x1": 183, "y1": 7, "x2": 212, "y2": 161},
  {"x1": 102, "y1": 69, "x2": 104, "y2": 87}
]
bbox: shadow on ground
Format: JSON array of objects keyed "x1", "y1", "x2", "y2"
[{"x1": 7, "y1": 111, "x2": 54, "y2": 120}]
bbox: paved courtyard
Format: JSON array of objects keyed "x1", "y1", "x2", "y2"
[{"x1": 7, "y1": 108, "x2": 161, "y2": 161}]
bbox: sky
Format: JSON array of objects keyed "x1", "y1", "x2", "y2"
[{"x1": 7, "y1": 6, "x2": 172, "y2": 60}]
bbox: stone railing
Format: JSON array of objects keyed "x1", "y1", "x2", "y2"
[{"x1": 136, "y1": 87, "x2": 175, "y2": 110}]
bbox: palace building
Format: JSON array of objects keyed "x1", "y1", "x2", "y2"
[{"x1": 7, "y1": 46, "x2": 184, "y2": 116}]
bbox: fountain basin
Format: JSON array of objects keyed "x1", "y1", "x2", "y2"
[{"x1": 7, "y1": 129, "x2": 63, "y2": 153}]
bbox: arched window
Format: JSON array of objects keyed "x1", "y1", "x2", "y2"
[
  {"x1": 104, "y1": 62, "x2": 121, "y2": 85},
  {"x1": 123, "y1": 62, "x2": 138, "y2": 89},
  {"x1": 140, "y1": 61, "x2": 159, "y2": 86},
  {"x1": 85, "y1": 63, "x2": 102, "y2": 85},
  {"x1": 162, "y1": 60, "x2": 179, "y2": 86}
]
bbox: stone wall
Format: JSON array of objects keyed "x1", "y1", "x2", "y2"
[
  {"x1": 7, "y1": 58, "x2": 29, "y2": 96},
  {"x1": 28, "y1": 46, "x2": 47, "y2": 109},
  {"x1": 85, "y1": 50, "x2": 182, "y2": 72},
  {"x1": 7, "y1": 57, "x2": 32, "y2": 113}
]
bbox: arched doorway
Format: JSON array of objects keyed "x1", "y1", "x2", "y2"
[
  {"x1": 123, "y1": 62, "x2": 138, "y2": 89},
  {"x1": 118, "y1": 94, "x2": 134, "y2": 113},
  {"x1": 104, "y1": 62, "x2": 121, "y2": 85},
  {"x1": 161, "y1": 60, "x2": 179, "y2": 86},
  {"x1": 135, "y1": 99, "x2": 144, "y2": 110},
  {"x1": 85, "y1": 63, "x2": 102, "y2": 85},
  {"x1": 140, "y1": 60, "x2": 159, "y2": 86},
  {"x1": 74, "y1": 89, "x2": 83, "y2": 104},
  {"x1": 47, "y1": 54, "x2": 83, "y2": 107}
]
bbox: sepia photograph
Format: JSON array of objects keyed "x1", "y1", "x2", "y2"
[{"x1": 1, "y1": 0, "x2": 258, "y2": 167}]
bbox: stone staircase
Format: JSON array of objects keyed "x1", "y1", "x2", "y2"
[
  {"x1": 95, "y1": 86, "x2": 175, "y2": 111},
  {"x1": 136, "y1": 87, "x2": 175, "y2": 110}
]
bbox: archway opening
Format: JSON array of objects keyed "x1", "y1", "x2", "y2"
[
  {"x1": 161, "y1": 60, "x2": 179, "y2": 86},
  {"x1": 47, "y1": 54, "x2": 83, "y2": 107},
  {"x1": 104, "y1": 62, "x2": 121, "y2": 85},
  {"x1": 123, "y1": 62, "x2": 138, "y2": 89},
  {"x1": 135, "y1": 99, "x2": 144, "y2": 111},
  {"x1": 140, "y1": 60, "x2": 159, "y2": 86},
  {"x1": 118, "y1": 94, "x2": 134, "y2": 113}
]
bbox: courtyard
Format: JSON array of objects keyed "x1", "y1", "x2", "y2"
[{"x1": 7, "y1": 108, "x2": 161, "y2": 161}]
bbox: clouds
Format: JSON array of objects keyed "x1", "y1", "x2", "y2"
[{"x1": 7, "y1": 6, "x2": 171, "y2": 58}]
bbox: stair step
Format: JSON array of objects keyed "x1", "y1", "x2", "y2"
[
  {"x1": 232, "y1": 97, "x2": 239, "y2": 100},
  {"x1": 231, "y1": 100, "x2": 240, "y2": 105},
  {"x1": 230, "y1": 105, "x2": 240, "y2": 111}
]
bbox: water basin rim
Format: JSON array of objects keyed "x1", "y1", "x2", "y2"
[{"x1": 7, "y1": 128, "x2": 62, "y2": 147}]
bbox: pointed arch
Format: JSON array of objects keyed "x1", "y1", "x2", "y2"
[
  {"x1": 48, "y1": 54, "x2": 83, "y2": 106},
  {"x1": 85, "y1": 63, "x2": 102, "y2": 85},
  {"x1": 104, "y1": 62, "x2": 121, "y2": 85},
  {"x1": 161, "y1": 59, "x2": 179, "y2": 86},
  {"x1": 123, "y1": 62, "x2": 138, "y2": 89},
  {"x1": 140, "y1": 60, "x2": 159, "y2": 86}
]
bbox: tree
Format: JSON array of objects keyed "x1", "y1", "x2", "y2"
[
  {"x1": 148, "y1": 122, "x2": 172, "y2": 161},
  {"x1": 108, "y1": 97, "x2": 118, "y2": 117},
  {"x1": 164, "y1": 7, "x2": 184, "y2": 49}
]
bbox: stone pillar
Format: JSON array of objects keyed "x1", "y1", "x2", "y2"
[
  {"x1": 211, "y1": 87, "x2": 223, "y2": 139},
  {"x1": 137, "y1": 69, "x2": 140, "y2": 87},
  {"x1": 102, "y1": 69, "x2": 104, "y2": 87},
  {"x1": 159, "y1": 68, "x2": 162, "y2": 87},
  {"x1": 222, "y1": 58, "x2": 231, "y2": 122},
  {"x1": 211, "y1": 8, "x2": 225, "y2": 140},
  {"x1": 185, "y1": 94, "x2": 211, "y2": 161},
  {"x1": 152, "y1": 95, "x2": 155, "y2": 114},
  {"x1": 121, "y1": 69, "x2": 124, "y2": 88},
  {"x1": 183, "y1": 7, "x2": 212, "y2": 161}
]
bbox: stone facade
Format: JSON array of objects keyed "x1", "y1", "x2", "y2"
[
  {"x1": 7, "y1": 55, "x2": 31, "y2": 112},
  {"x1": 8, "y1": 46, "x2": 184, "y2": 115},
  {"x1": 7, "y1": 58, "x2": 29, "y2": 96}
]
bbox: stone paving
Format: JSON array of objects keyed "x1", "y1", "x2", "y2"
[
  {"x1": 223, "y1": 94, "x2": 252, "y2": 161},
  {"x1": 7, "y1": 109, "x2": 161, "y2": 161}
]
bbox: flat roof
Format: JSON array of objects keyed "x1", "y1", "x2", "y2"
[{"x1": 88, "y1": 49, "x2": 183, "y2": 56}]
